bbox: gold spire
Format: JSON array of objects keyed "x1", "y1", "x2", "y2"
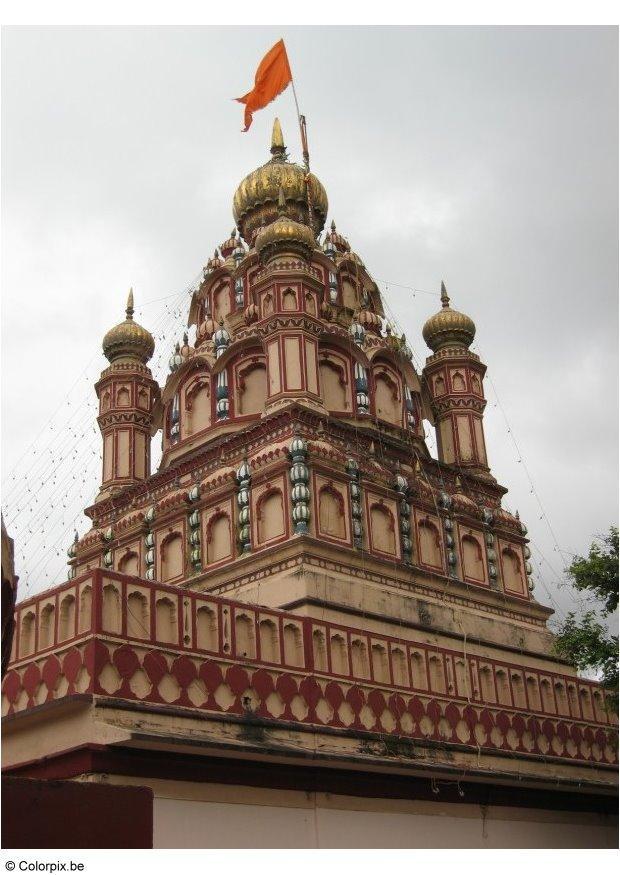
[
  {"x1": 440, "y1": 280, "x2": 450, "y2": 308},
  {"x1": 126, "y1": 287, "x2": 134, "y2": 320},
  {"x1": 271, "y1": 117, "x2": 285, "y2": 158}
]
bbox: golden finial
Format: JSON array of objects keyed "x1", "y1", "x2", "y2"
[
  {"x1": 331, "y1": 220, "x2": 336, "y2": 232},
  {"x1": 441, "y1": 280, "x2": 450, "y2": 309},
  {"x1": 126, "y1": 287, "x2": 134, "y2": 320},
  {"x1": 271, "y1": 117, "x2": 285, "y2": 155}
]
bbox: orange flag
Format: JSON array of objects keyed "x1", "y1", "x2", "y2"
[{"x1": 236, "y1": 39, "x2": 293, "y2": 132}]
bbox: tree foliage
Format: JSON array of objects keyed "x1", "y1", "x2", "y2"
[{"x1": 554, "y1": 527, "x2": 619, "y2": 713}]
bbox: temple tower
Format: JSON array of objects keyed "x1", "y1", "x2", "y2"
[
  {"x1": 422, "y1": 282, "x2": 489, "y2": 473},
  {"x1": 95, "y1": 290, "x2": 159, "y2": 501}
]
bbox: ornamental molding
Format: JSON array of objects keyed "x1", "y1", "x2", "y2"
[
  {"x1": 433, "y1": 397, "x2": 487, "y2": 414},
  {"x1": 257, "y1": 315, "x2": 324, "y2": 337},
  {"x1": 97, "y1": 411, "x2": 153, "y2": 429}
]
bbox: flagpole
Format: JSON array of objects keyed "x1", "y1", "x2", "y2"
[{"x1": 285, "y1": 45, "x2": 313, "y2": 232}]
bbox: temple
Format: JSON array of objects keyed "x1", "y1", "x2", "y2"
[{"x1": 2, "y1": 120, "x2": 617, "y2": 848}]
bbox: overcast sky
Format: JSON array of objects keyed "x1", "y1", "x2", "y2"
[{"x1": 1, "y1": 26, "x2": 618, "y2": 620}]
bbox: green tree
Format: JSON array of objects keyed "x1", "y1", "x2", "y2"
[{"x1": 554, "y1": 527, "x2": 618, "y2": 713}]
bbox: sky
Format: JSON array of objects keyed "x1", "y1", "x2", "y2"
[{"x1": 1, "y1": 26, "x2": 618, "y2": 622}]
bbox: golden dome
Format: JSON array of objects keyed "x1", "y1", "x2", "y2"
[
  {"x1": 422, "y1": 282, "x2": 476, "y2": 352},
  {"x1": 233, "y1": 119, "x2": 328, "y2": 243},
  {"x1": 102, "y1": 289, "x2": 155, "y2": 363},
  {"x1": 255, "y1": 188, "x2": 316, "y2": 262}
]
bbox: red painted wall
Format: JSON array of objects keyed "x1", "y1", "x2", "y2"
[{"x1": 1, "y1": 777, "x2": 153, "y2": 849}]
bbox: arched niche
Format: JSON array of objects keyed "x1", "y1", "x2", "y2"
[
  {"x1": 256, "y1": 489, "x2": 285, "y2": 545},
  {"x1": 319, "y1": 351, "x2": 350, "y2": 413},
  {"x1": 137, "y1": 387, "x2": 150, "y2": 410},
  {"x1": 116, "y1": 386, "x2": 131, "y2": 408},
  {"x1": 259, "y1": 618, "x2": 279, "y2": 663},
  {"x1": 318, "y1": 484, "x2": 346, "y2": 540},
  {"x1": 373, "y1": 364, "x2": 402, "y2": 426},
  {"x1": 235, "y1": 612, "x2": 256, "y2": 659},
  {"x1": 262, "y1": 292, "x2": 274, "y2": 318},
  {"x1": 312, "y1": 628, "x2": 327, "y2": 671},
  {"x1": 160, "y1": 532, "x2": 184, "y2": 583},
  {"x1": 410, "y1": 651, "x2": 428, "y2": 690},
  {"x1": 428, "y1": 653, "x2": 446, "y2": 694},
  {"x1": 461, "y1": 534, "x2": 485, "y2": 582},
  {"x1": 183, "y1": 375, "x2": 212, "y2": 436},
  {"x1": 351, "y1": 638, "x2": 369, "y2": 679},
  {"x1": 119, "y1": 550, "x2": 139, "y2": 577},
  {"x1": 370, "y1": 503, "x2": 396, "y2": 556},
  {"x1": 212, "y1": 282, "x2": 231, "y2": 323},
  {"x1": 391, "y1": 647, "x2": 407, "y2": 686},
  {"x1": 417, "y1": 519, "x2": 442, "y2": 569},
  {"x1": 501, "y1": 546, "x2": 524, "y2": 593},
  {"x1": 206, "y1": 512, "x2": 232, "y2": 565},
  {"x1": 59, "y1": 594, "x2": 76, "y2": 641},
  {"x1": 236, "y1": 360, "x2": 267, "y2": 416},
  {"x1": 330, "y1": 633, "x2": 348, "y2": 675},
  {"x1": 79, "y1": 586, "x2": 92, "y2": 633},
  {"x1": 101, "y1": 584, "x2": 121, "y2": 634},
  {"x1": 196, "y1": 605, "x2": 218, "y2": 651},
  {"x1": 156, "y1": 596, "x2": 177, "y2": 644},
  {"x1": 281, "y1": 287, "x2": 298, "y2": 311},
  {"x1": 127, "y1": 589, "x2": 151, "y2": 638},
  {"x1": 127, "y1": 590, "x2": 149, "y2": 639},
  {"x1": 305, "y1": 292, "x2": 317, "y2": 317},
  {"x1": 340, "y1": 274, "x2": 358, "y2": 310},
  {"x1": 451, "y1": 371, "x2": 466, "y2": 392},
  {"x1": 19, "y1": 611, "x2": 35, "y2": 658},
  {"x1": 283, "y1": 623, "x2": 303, "y2": 667},
  {"x1": 371, "y1": 643, "x2": 389, "y2": 683}
]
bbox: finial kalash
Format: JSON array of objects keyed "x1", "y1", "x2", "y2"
[
  {"x1": 102, "y1": 288, "x2": 154, "y2": 364},
  {"x1": 422, "y1": 281, "x2": 476, "y2": 352}
]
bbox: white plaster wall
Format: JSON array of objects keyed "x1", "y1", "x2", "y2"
[{"x1": 153, "y1": 791, "x2": 617, "y2": 849}]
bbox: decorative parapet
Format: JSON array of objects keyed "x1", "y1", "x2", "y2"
[{"x1": 3, "y1": 571, "x2": 617, "y2": 770}]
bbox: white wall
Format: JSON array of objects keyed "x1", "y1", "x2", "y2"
[{"x1": 153, "y1": 788, "x2": 617, "y2": 849}]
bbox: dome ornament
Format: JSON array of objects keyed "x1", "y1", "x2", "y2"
[
  {"x1": 232, "y1": 119, "x2": 328, "y2": 241},
  {"x1": 422, "y1": 281, "x2": 476, "y2": 353},
  {"x1": 102, "y1": 288, "x2": 155, "y2": 364},
  {"x1": 254, "y1": 186, "x2": 316, "y2": 263},
  {"x1": 440, "y1": 280, "x2": 450, "y2": 308},
  {"x1": 270, "y1": 117, "x2": 287, "y2": 160}
]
